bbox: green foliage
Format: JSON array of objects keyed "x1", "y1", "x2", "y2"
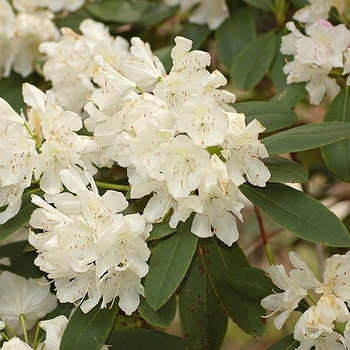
[
  {"x1": 263, "y1": 122, "x2": 350, "y2": 155},
  {"x1": 321, "y1": 87, "x2": 350, "y2": 182},
  {"x1": 144, "y1": 216, "x2": 198, "y2": 310},
  {"x1": 231, "y1": 30, "x2": 278, "y2": 90},
  {"x1": 179, "y1": 249, "x2": 228, "y2": 350},
  {"x1": 240, "y1": 183, "x2": 350, "y2": 247},
  {"x1": 106, "y1": 329, "x2": 192, "y2": 349},
  {"x1": 60, "y1": 302, "x2": 119, "y2": 350},
  {"x1": 267, "y1": 334, "x2": 299, "y2": 350}
]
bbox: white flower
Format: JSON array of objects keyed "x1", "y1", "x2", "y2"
[
  {"x1": 293, "y1": 0, "x2": 332, "y2": 23},
  {"x1": 0, "y1": 337, "x2": 34, "y2": 350},
  {"x1": 0, "y1": 271, "x2": 57, "y2": 335},
  {"x1": 165, "y1": 0, "x2": 229, "y2": 30},
  {"x1": 38, "y1": 315, "x2": 68, "y2": 350},
  {"x1": 316, "y1": 252, "x2": 350, "y2": 303},
  {"x1": 294, "y1": 294, "x2": 349, "y2": 349},
  {"x1": 261, "y1": 252, "x2": 320, "y2": 329},
  {"x1": 30, "y1": 168, "x2": 151, "y2": 315},
  {"x1": 222, "y1": 114, "x2": 270, "y2": 187}
]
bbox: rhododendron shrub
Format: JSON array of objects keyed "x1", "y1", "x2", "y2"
[{"x1": 1, "y1": 1, "x2": 350, "y2": 349}]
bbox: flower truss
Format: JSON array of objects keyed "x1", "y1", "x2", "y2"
[
  {"x1": 262, "y1": 251, "x2": 350, "y2": 350},
  {"x1": 0, "y1": 12, "x2": 271, "y2": 347}
]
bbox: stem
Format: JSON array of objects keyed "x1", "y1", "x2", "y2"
[
  {"x1": 19, "y1": 314, "x2": 28, "y2": 344},
  {"x1": 95, "y1": 181, "x2": 130, "y2": 192},
  {"x1": 254, "y1": 206, "x2": 275, "y2": 265},
  {"x1": 5, "y1": 323, "x2": 16, "y2": 338},
  {"x1": 24, "y1": 121, "x2": 41, "y2": 151},
  {"x1": 274, "y1": 0, "x2": 287, "y2": 27},
  {"x1": 32, "y1": 323, "x2": 41, "y2": 349}
]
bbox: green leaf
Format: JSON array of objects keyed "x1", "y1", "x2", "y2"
[
  {"x1": 147, "y1": 221, "x2": 177, "y2": 241},
  {"x1": 200, "y1": 238, "x2": 266, "y2": 338},
  {"x1": 270, "y1": 83, "x2": 307, "y2": 109},
  {"x1": 226, "y1": 267, "x2": 275, "y2": 301},
  {"x1": 139, "y1": 294, "x2": 176, "y2": 328},
  {"x1": 134, "y1": 2, "x2": 177, "y2": 28},
  {"x1": 215, "y1": 5, "x2": 256, "y2": 69},
  {"x1": 55, "y1": 9, "x2": 94, "y2": 32},
  {"x1": 85, "y1": 0, "x2": 148, "y2": 23},
  {"x1": 270, "y1": 33, "x2": 288, "y2": 91},
  {"x1": 0, "y1": 189, "x2": 41, "y2": 241},
  {"x1": 144, "y1": 217, "x2": 198, "y2": 311},
  {"x1": 179, "y1": 23, "x2": 211, "y2": 49},
  {"x1": 242, "y1": 0, "x2": 275, "y2": 11},
  {"x1": 0, "y1": 72, "x2": 27, "y2": 112},
  {"x1": 0, "y1": 241, "x2": 42, "y2": 278},
  {"x1": 231, "y1": 31, "x2": 278, "y2": 90},
  {"x1": 240, "y1": 182, "x2": 350, "y2": 247},
  {"x1": 267, "y1": 334, "x2": 299, "y2": 350},
  {"x1": 235, "y1": 101, "x2": 297, "y2": 133},
  {"x1": 179, "y1": 249, "x2": 228, "y2": 350},
  {"x1": 321, "y1": 87, "x2": 350, "y2": 182},
  {"x1": 59, "y1": 302, "x2": 119, "y2": 350},
  {"x1": 263, "y1": 122, "x2": 350, "y2": 155},
  {"x1": 107, "y1": 330, "x2": 192, "y2": 350},
  {"x1": 154, "y1": 46, "x2": 173, "y2": 73},
  {"x1": 262, "y1": 155, "x2": 308, "y2": 183}
]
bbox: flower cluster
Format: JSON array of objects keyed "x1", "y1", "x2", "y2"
[
  {"x1": 83, "y1": 35, "x2": 271, "y2": 246},
  {"x1": 0, "y1": 19, "x2": 271, "y2": 318},
  {"x1": 29, "y1": 168, "x2": 151, "y2": 315},
  {"x1": 281, "y1": 18, "x2": 350, "y2": 105},
  {"x1": 262, "y1": 251, "x2": 350, "y2": 349},
  {"x1": 164, "y1": 0, "x2": 230, "y2": 30}
]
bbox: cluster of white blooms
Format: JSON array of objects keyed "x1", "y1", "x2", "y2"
[
  {"x1": 0, "y1": 82, "x2": 99, "y2": 222},
  {"x1": 29, "y1": 168, "x2": 152, "y2": 315},
  {"x1": 262, "y1": 251, "x2": 350, "y2": 349},
  {"x1": 83, "y1": 35, "x2": 270, "y2": 246},
  {"x1": 0, "y1": 0, "x2": 91, "y2": 79},
  {"x1": 164, "y1": 0, "x2": 229, "y2": 30},
  {"x1": 281, "y1": 19, "x2": 350, "y2": 105}
]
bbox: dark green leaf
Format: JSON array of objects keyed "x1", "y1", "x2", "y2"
[
  {"x1": 139, "y1": 294, "x2": 176, "y2": 328},
  {"x1": 179, "y1": 23, "x2": 211, "y2": 49},
  {"x1": 321, "y1": 87, "x2": 350, "y2": 182},
  {"x1": 154, "y1": 46, "x2": 173, "y2": 73},
  {"x1": 55, "y1": 9, "x2": 94, "y2": 32},
  {"x1": 107, "y1": 330, "x2": 192, "y2": 350},
  {"x1": 0, "y1": 241, "x2": 41, "y2": 278},
  {"x1": 262, "y1": 155, "x2": 308, "y2": 183},
  {"x1": 215, "y1": 5, "x2": 256, "y2": 69},
  {"x1": 240, "y1": 182, "x2": 350, "y2": 247},
  {"x1": 270, "y1": 83, "x2": 307, "y2": 108},
  {"x1": 147, "y1": 221, "x2": 177, "y2": 241},
  {"x1": 270, "y1": 33, "x2": 288, "y2": 91},
  {"x1": 0, "y1": 72, "x2": 27, "y2": 112},
  {"x1": 144, "y1": 217, "x2": 198, "y2": 311},
  {"x1": 0, "y1": 189, "x2": 42, "y2": 241},
  {"x1": 134, "y1": 2, "x2": 177, "y2": 28},
  {"x1": 267, "y1": 334, "x2": 299, "y2": 350},
  {"x1": 226, "y1": 267, "x2": 275, "y2": 301},
  {"x1": 231, "y1": 31, "x2": 278, "y2": 90},
  {"x1": 200, "y1": 238, "x2": 266, "y2": 338},
  {"x1": 243, "y1": 0, "x2": 275, "y2": 11},
  {"x1": 179, "y1": 249, "x2": 228, "y2": 350},
  {"x1": 85, "y1": 0, "x2": 148, "y2": 23},
  {"x1": 235, "y1": 101, "x2": 297, "y2": 132},
  {"x1": 263, "y1": 122, "x2": 350, "y2": 155},
  {"x1": 60, "y1": 302, "x2": 118, "y2": 350}
]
